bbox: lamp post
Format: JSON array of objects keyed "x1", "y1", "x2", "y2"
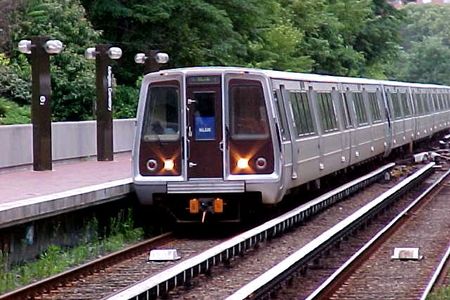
[
  {"x1": 134, "y1": 50, "x2": 169, "y2": 74},
  {"x1": 18, "y1": 37, "x2": 63, "y2": 171},
  {"x1": 85, "y1": 44, "x2": 122, "y2": 161}
]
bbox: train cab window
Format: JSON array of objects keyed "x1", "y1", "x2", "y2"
[
  {"x1": 317, "y1": 92, "x2": 338, "y2": 132},
  {"x1": 289, "y1": 91, "x2": 315, "y2": 136},
  {"x1": 368, "y1": 92, "x2": 382, "y2": 122},
  {"x1": 142, "y1": 84, "x2": 180, "y2": 141},
  {"x1": 400, "y1": 92, "x2": 411, "y2": 117},
  {"x1": 339, "y1": 92, "x2": 353, "y2": 129},
  {"x1": 353, "y1": 92, "x2": 368, "y2": 125},
  {"x1": 193, "y1": 92, "x2": 216, "y2": 141},
  {"x1": 389, "y1": 92, "x2": 403, "y2": 119},
  {"x1": 230, "y1": 81, "x2": 269, "y2": 139}
]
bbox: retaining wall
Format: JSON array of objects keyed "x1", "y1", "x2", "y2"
[{"x1": 0, "y1": 119, "x2": 136, "y2": 168}]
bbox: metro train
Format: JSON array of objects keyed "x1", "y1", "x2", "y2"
[{"x1": 132, "y1": 67, "x2": 450, "y2": 223}]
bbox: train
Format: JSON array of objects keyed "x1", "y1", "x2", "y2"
[{"x1": 132, "y1": 67, "x2": 450, "y2": 223}]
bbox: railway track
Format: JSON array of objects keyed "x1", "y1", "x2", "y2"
[
  {"x1": 106, "y1": 163, "x2": 397, "y2": 299},
  {"x1": 230, "y1": 162, "x2": 448, "y2": 299},
  {"x1": 0, "y1": 234, "x2": 176, "y2": 300},
  {"x1": 313, "y1": 166, "x2": 450, "y2": 300},
  {"x1": 0, "y1": 232, "x2": 241, "y2": 300},
  {"x1": 0, "y1": 162, "x2": 395, "y2": 299}
]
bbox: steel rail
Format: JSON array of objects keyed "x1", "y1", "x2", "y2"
[
  {"x1": 307, "y1": 165, "x2": 450, "y2": 300},
  {"x1": 0, "y1": 232, "x2": 173, "y2": 300},
  {"x1": 227, "y1": 162, "x2": 435, "y2": 300},
  {"x1": 420, "y1": 244, "x2": 450, "y2": 300},
  {"x1": 106, "y1": 163, "x2": 394, "y2": 300}
]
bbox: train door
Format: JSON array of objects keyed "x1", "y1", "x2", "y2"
[
  {"x1": 380, "y1": 85, "x2": 393, "y2": 156},
  {"x1": 338, "y1": 85, "x2": 355, "y2": 166},
  {"x1": 276, "y1": 84, "x2": 295, "y2": 180},
  {"x1": 186, "y1": 76, "x2": 223, "y2": 178}
]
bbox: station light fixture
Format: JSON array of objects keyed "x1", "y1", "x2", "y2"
[
  {"x1": 134, "y1": 53, "x2": 146, "y2": 64},
  {"x1": 134, "y1": 52, "x2": 169, "y2": 64},
  {"x1": 84, "y1": 47, "x2": 96, "y2": 60},
  {"x1": 85, "y1": 46, "x2": 122, "y2": 60},
  {"x1": 18, "y1": 39, "x2": 64, "y2": 55},
  {"x1": 44, "y1": 40, "x2": 64, "y2": 54},
  {"x1": 135, "y1": 50, "x2": 169, "y2": 74},
  {"x1": 107, "y1": 47, "x2": 123, "y2": 60},
  {"x1": 18, "y1": 40, "x2": 32, "y2": 54}
]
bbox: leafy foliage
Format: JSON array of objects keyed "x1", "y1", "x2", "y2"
[
  {"x1": 1, "y1": 0, "x2": 407, "y2": 123},
  {"x1": 9, "y1": 0, "x2": 101, "y2": 121},
  {"x1": 0, "y1": 97, "x2": 30, "y2": 125},
  {"x1": 389, "y1": 4, "x2": 450, "y2": 85},
  {"x1": 0, "y1": 53, "x2": 31, "y2": 104}
]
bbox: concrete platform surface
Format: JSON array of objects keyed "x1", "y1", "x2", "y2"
[{"x1": 0, "y1": 152, "x2": 133, "y2": 229}]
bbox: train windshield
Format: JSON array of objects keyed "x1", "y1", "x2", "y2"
[
  {"x1": 230, "y1": 81, "x2": 269, "y2": 139},
  {"x1": 142, "y1": 83, "x2": 180, "y2": 142}
]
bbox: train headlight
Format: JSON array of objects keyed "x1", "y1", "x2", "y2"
[
  {"x1": 146, "y1": 159, "x2": 158, "y2": 171},
  {"x1": 255, "y1": 157, "x2": 267, "y2": 170},
  {"x1": 237, "y1": 158, "x2": 249, "y2": 169},
  {"x1": 164, "y1": 159, "x2": 174, "y2": 171}
]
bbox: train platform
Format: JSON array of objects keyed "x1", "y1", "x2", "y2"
[{"x1": 0, "y1": 152, "x2": 133, "y2": 229}]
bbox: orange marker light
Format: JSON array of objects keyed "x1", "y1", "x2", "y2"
[
  {"x1": 213, "y1": 198, "x2": 224, "y2": 213},
  {"x1": 189, "y1": 198, "x2": 199, "y2": 214}
]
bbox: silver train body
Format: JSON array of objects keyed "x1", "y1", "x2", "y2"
[{"x1": 132, "y1": 67, "x2": 450, "y2": 222}]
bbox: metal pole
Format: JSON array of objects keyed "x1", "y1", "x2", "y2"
[
  {"x1": 144, "y1": 50, "x2": 161, "y2": 74},
  {"x1": 30, "y1": 36, "x2": 52, "y2": 171},
  {"x1": 95, "y1": 44, "x2": 113, "y2": 161}
]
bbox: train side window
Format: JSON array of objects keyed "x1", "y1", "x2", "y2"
[
  {"x1": 389, "y1": 91, "x2": 403, "y2": 119},
  {"x1": 317, "y1": 92, "x2": 338, "y2": 133},
  {"x1": 439, "y1": 94, "x2": 445, "y2": 110},
  {"x1": 368, "y1": 92, "x2": 382, "y2": 122},
  {"x1": 230, "y1": 81, "x2": 269, "y2": 139},
  {"x1": 414, "y1": 93, "x2": 424, "y2": 115},
  {"x1": 422, "y1": 94, "x2": 431, "y2": 113},
  {"x1": 340, "y1": 92, "x2": 353, "y2": 129},
  {"x1": 142, "y1": 84, "x2": 180, "y2": 142},
  {"x1": 400, "y1": 92, "x2": 411, "y2": 117},
  {"x1": 289, "y1": 91, "x2": 315, "y2": 136},
  {"x1": 432, "y1": 94, "x2": 440, "y2": 111},
  {"x1": 353, "y1": 92, "x2": 368, "y2": 125},
  {"x1": 274, "y1": 90, "x2": 289, "y2": 141}
]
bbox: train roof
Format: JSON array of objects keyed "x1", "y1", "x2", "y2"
[{"x1": 149, "y1": 66, "x2": 450, "y2": 90}]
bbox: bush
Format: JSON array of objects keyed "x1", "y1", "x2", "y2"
[
  {"x1": 0, "y1": 97, "x2": 30, "y2": 125},
  {"x1": 0, "y1": 54, "x2": 31, "y2": 105},
  {"x1": 113, "y1": 84, "x2": 139, "y2": 119}
]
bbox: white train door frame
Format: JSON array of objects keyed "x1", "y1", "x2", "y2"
[{"x1": 380, "y1": 84, "x2": 393, "y2": 156}]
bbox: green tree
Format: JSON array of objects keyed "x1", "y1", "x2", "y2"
[
  {"x1": 389, "y1": 4, "x2": 450, "y2": 85},
  {"x1": 354, "y1": 0, "x2": 404, "y2": 78},
  {"x1": 282, "y1": 0, "x2": 376, "y2": 76},
  {"x1": 10, "y1": 0, "x2": 101, "y2": 121}
]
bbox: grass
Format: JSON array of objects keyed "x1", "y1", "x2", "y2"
[
  {"x1": 0, "y1": 209, "x2": 144, "y2": 294},
  {"x1": 427, "y1": 285, "x2": 450, "y2": 300}
]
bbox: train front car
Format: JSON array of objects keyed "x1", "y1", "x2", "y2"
[{"x1": 133, "y1": 68, "x2": 283, "y2": 223}]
